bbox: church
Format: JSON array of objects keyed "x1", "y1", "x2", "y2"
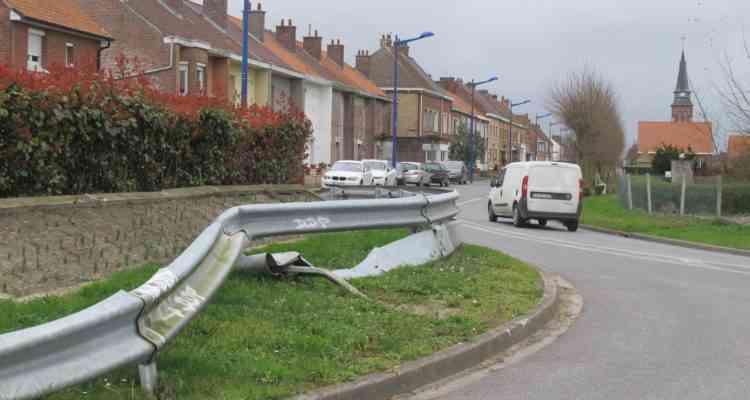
[{"x1": 636, "y1": 50, "x2": 715, "y2": 170}]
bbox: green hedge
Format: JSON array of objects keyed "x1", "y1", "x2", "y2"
[{"x1": 0, "y1": 81, "x2": 311, "y2": 198}]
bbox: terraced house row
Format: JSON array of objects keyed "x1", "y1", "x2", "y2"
[{"x1": 0, "y1": 0, "x2": 557, "y2": 168}]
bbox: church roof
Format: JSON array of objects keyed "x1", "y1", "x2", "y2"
[
  {"x1": 672, "y1": 50, "x2": 693, "y2": 106},
  {"x1": 637, "y1": 121, "x2": 714, "y2": 154}
]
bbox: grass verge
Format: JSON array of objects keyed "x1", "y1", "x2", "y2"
[
  {"x1": 0, "y1": 229, "x2": 542, "y2": 400},
  {"x1": 583, "y1": 195, "x2": 750, "y2": 250}
]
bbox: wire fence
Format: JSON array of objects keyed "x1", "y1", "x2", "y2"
[{"x1": 617, "y1": 171, "x2": 750, "y2": 217}]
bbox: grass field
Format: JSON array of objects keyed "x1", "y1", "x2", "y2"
[
  {"x1": 0, "y1": 229, "x2": 542, "y2": 400},
  {"x1": 583, "y1": 195, "x2": 750, "y2": 250}
]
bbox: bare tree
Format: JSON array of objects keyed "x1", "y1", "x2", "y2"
[
  {"x1": 717, "y1": 33, "x2": 750, "y2": 135},
  {"x1": 547, "y1": 68, "x2": 626, "y2": 184}
]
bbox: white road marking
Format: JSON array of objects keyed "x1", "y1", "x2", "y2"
[
  {"x1": 457, "y1": 197, "x2": 486, "y2": 207},
  {"x1": 458, "y1": 219, "x2": 750, "y2": 277}
]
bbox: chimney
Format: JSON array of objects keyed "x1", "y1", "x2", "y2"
[
  {"x1": 327, "y1": 39, "x2": 344, "y2": 67},
  {"x1": 479, "y1": 89, "x2": 490, "y2": 96},
  {"x1": 276, "y1": 19, "x2": 297, "y2": 51},
  {"x1": 204, "y1": 0, "x2": 228, "y2": 29},
  {"x1": 249, "y1": 2, "x2": 266, "y2": 42},
  {"x1": 303, "y1": 30, "x2": 322, "y2": 59},
  {"x1": 356, "y1": 49, "x2": 371, "y2": 77},
  {"x1": 380, "y1": 34, "x2": 393, "y2": 49},
  {"x1": 437, "y1": 77, "x2": 458, "y2": 93}
]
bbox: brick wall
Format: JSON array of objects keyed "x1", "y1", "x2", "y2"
[
  {"x1": 0, "y1": 5, "x2": 10, "y2": 66},
  {"x1": 395, "y1": 92, "x2": 420, "y2": 137},
  {"x1": 353, "y1": 96, "x2": 367, "y2": 160},
  {"x1": 0, "y1": 186, "x2": 318, "y2": 299},
  {"x1": 179, "y1": 47, "x2": 209, "y2": 96},
  {"x1": 11, "y1": 23, "x2": 27, "y2": 69},
  {"x1": 44, "y1": 29, "x2": 100, "y2": 69}
]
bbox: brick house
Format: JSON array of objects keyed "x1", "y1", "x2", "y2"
[
  {"x1": 511, "y1": 113, "x2": 530, "y2": 162},
  {"x1": 228, "y1": 13, "x2": 390, "y2": 165},
  {"x1": 358, "y1": 34, "x2": 453, "y2": 164},
  {"x1": 637, "y1": 50, "x2": 715, "y2": 169},
  {"x1": 525, "y1": 124, "x2": 552, "y2": 161},
  {"x1": 81, "y1": 0, "x2": 300, "y2": 107},
  {"x1": 0, "y1": 0, "x2": 112, "y2": 71}
]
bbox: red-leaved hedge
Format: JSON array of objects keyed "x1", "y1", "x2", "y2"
[{"x1": 0, "y1": 58, "x2": 311, "y2": 197}]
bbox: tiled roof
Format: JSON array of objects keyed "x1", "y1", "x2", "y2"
[
  {"x1": 316, "y1": 49, "x2": 386, "y2": 98},
  {"x1": 6, "y1": 0, "x2": 111, "y2": 38},
  {"x1": 728, "y1": 134, "x2": 750, "y2": 158},
  {"x1": 638, "y1": 121, "x2": 714, "y2": 154},
  {"x1": 367, "y1": 46, "x2": 450, "y2": 97}
]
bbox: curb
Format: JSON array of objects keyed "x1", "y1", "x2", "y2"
[
  {"x1": 293, "y1": 270, "x2": 560, "y2": 400},
  {"x1": 582, "y1": 225, "x2": 750, "y2": 258}
]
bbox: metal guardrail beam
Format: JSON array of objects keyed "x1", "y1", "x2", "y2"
[{"x1": 0, "y1": 188, "x2": 459, "y2": 400}]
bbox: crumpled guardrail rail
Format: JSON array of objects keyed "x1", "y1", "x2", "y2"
[{"x1": 0, "y1": 187, "x2": 459, "y2": 400}]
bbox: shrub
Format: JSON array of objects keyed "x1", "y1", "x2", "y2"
[{"x1": 0, "y1": 60, "x2": 311, "y2": 198}]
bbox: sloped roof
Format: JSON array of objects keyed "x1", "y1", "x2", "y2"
[
  {"x1": 367, "y1": 45, "x2": 450, "y2": 97},
  {"x1": 728, "y1": 134, "x2": 750, "y2": 158},
  {"x1": 638, "y1": 121, "x2": 714, "y2": 154},
  {"x1": 5, "y1": 0, "x2": 111, "y2": 39},
  {"x1": 315, "y1": 49, "x2": 386, "y2": 98}
]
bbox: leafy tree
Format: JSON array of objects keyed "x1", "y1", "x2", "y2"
[
  {"x1": 652, "y1": 144, "x2": 696, "y2": 175},
  {"x1": 449, "y1": 122, "x2": 484, "y2": 168}
]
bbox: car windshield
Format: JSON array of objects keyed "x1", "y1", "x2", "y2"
[
  {"x1": 443, "y1": 161, "x2": 463, "y2": 171},
  {"x1": 398, "y1": 163, "x2": 419, "y2": 172},
  {"x1": 425, "y1": 163, "x2": 445, "y2": 172},
  {"x1": 331, "y1": 162, "x2": 362, "y2": 172},
  {"x1": 364, "y1": 161, "x2": 387, "y2": 171}
]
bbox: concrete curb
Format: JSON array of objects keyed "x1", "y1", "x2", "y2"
[
  {"x1": 582, "y1": 224, "x2": 750, "y2": 258},
  {"x1": 293, "y1": 270, "x2": 560, "y2": 400}
]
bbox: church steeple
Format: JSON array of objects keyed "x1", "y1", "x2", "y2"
[{"x1": 671, "y1": 49, "x2": 693, "y2": 122}]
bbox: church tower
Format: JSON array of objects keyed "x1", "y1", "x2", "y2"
[{"x1": 671, "y1": 50, "x2": 693, "y2": 122}]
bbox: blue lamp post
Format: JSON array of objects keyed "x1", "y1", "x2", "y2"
[
  {"x1": 391, "y1": 31, "x2": 434, "y2": 168},
  {"x1": 506, "y1": 99, "x2": 530, "y2": 163},
  {"x1": 536, "y1": 112, "x2": 552, "y2": 126},
  {"x1": 468, "y1": 76, "x2": 498, "y2": 182},
  {"x1": 240, "y1": 0, "x2": 251, "y2": 108}
]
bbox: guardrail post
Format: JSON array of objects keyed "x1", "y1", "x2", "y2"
[
  {"x1": 679, "y1": 175, "x2": 686, "y2": 216},
  {"x1": 139, "y1": 362, "x2": 158, "y2": 396},
  {"x1": 626, "y1": 174, "x2": 633, "y2": 210},
  {"x1": 646, "y1": 173, "x2": 652, "y2": 214},
  {"x1": 716, "y1": 175, "x2": 723, "y2": 218}
]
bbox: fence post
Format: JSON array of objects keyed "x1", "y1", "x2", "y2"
[
  {"x1": 646, "y1": 173, "x2": 652, "y2": 214},
  {"x1": 680, "y1": 175, "x2": 686, "y2": 216},
  {"x1": 716, "y1": 175, "x2": 723, "y2": 218},
  {"x1": 626, "y1": 174, "x2": 633, "y2": 210},
  {"x1": 139, "y1": 362, "x2": 158, "y2": 396}
]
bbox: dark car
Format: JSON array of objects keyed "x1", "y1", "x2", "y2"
[
  {"x1": 423, "y1": 163, "x2": 450, "y2": 187},
  {"x1": 442, "y1": 161, "x2": 469, "y2": 184}
]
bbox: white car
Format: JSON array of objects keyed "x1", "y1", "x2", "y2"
[
  {"x1": 488, "y1": 161, "x2": 583, "y2": 232},
  {"x1": 363, "y1": 159, "x2": 397, "y2": 186},
  {"x1": 321, "y1": 160, "x2": 374, "y2": 188}
]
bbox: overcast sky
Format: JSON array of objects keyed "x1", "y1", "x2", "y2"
[{"x1": 226, "y1": 0, "x2": 750, "y2": 147}]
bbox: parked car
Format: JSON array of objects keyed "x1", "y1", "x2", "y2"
[
  {"x1": 363, "y1": 159, "x2": 397, "y2": 186},
  {"x1": 488, "y1": 161, "x2": 583, "y2": 232},
  {"x1": 424, "y1": 163, "x2": 451, "y2": 187},
  {"x1": 398, "y1": 162, "x2": 432, "y2": 186},
  {"x1": 321, "y1": 160, "x2": 374, "y2": 188},
  {"x1": 442, "y1": 161, "x2": 469, "y2": 184}
]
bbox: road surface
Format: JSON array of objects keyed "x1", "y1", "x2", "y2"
[{"x1": 413, "y1": 181, "x2": 750, "y2": 400}]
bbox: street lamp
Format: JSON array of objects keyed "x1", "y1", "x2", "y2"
[
  {"x1": 535, "y1": 112, "x2": 552, "y2": 126},
  {"x1": 507, "y1": 99, "x2": 530, "y2": 163},
  {"x1": 391, "y1": 31, "x2": 435, "y2": 168},
  {"x1": 468, "y1": 76, "x2": 498, "y2": 181},
  {"x1": 240, "y1": 0, "x2": 252, "y2": 108}
]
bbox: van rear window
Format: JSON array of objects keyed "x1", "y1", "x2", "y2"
[{"x1": 529, "y1": 166, "x2": 578, "y2": 188}]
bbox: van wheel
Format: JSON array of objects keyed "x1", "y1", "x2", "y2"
[
  {"x1": 488, "y1": 202, "x2": 498, "y2": 222},
  {"x1": 513, "y1": 204, "x2": 525, "y2": 228},
  {"x1": 538, "y1": 219, "x2": 548, "y2": 227},
  {"x1": 566, "y1": 221, "x2": 579, "y2": 232}
]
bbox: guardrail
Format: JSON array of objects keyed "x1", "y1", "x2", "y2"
[{"x1": 0, "y1": 186, "x2": 459, "y2": 400}]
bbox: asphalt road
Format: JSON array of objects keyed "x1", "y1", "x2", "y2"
[{"x1": 414, "y1": 181, "x2": 750, "y2": 400}]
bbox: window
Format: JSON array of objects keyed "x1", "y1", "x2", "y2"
[
  {"x1": 425, "y1": 151, "x2": 434, "y2": 161},
  {"x1": 441, "y1": 151, "x2": 447, "y2": 161},
  {"x1": 27, "y1": 29, "x2": 44, "y2": 71},
  {"x1": 64, "y1": 43, "x2": 75, "y2": 67},
  {"x1": 196, "y1": 64, "x2": 206, "y2": 94},
  {"x1": 423, "y1": 108, "x2": 439, "y2": 132},
  {"x1": 178, "y1": 63, "x2": 189, "y2": 96}
]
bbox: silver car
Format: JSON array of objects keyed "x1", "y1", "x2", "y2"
[{"x1": 397, "y1": 162, "x2": 432, "y2": 186}]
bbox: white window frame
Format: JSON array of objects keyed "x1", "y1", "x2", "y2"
[
  {"x1": 65, "y1": 43, "x2": 75, "y2": 67},
  {"x1": 196, "y1": 63, "x2": 206, "y2": 94},
  {"x1": 27, "y1": 28, "x2": 45, "y2": 72},
  {"x1": 178, "y1": 62, "x2": 189, "y2": 96}
]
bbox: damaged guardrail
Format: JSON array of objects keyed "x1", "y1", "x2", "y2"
[{"x1": 0, "y1": 187, "x2": 459, "y2": 400}]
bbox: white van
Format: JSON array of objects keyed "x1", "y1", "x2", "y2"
[{"x1": 488, "y1": 162, "x2": 583, "y2": 231}]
